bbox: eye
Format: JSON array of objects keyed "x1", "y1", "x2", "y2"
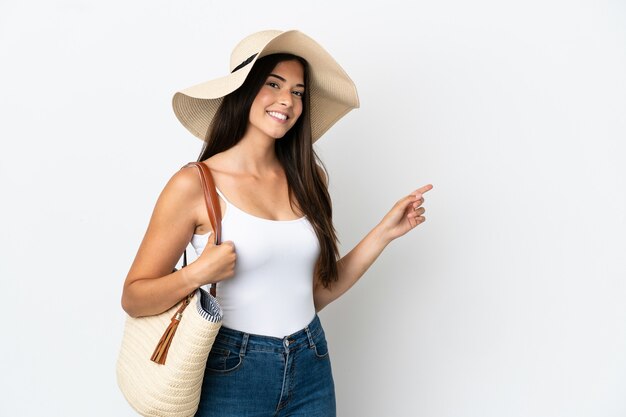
[
  {"x1": 267, "y1": 82, "x2": 279, "y2": 88},
  {"x1": 292, "y1": 90, "x2": 305, "y2": 98}
]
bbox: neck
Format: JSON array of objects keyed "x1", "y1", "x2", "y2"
[{"x1": 228, "y1": 129, "x2": 282, "y2": 176}]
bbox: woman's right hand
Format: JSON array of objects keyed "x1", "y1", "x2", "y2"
[{"x1": 185, "y1": 232, "x2": 237, "y2": 287}]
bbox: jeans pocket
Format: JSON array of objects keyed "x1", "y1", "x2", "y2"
[
  {"x1": 205, "y1": 346, "x2": 243, "y2": 373},
  {"x1": 311, "y1": 333, "x2": 330, "y2": 359}
]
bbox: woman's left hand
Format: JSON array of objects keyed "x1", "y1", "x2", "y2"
[{"x1": 377, "y1": 184, "x2": 433, "y2": 243}]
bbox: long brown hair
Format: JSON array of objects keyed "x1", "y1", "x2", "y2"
[{"x1": 197, "y1": 53, "x2": 339, "y2": 289}]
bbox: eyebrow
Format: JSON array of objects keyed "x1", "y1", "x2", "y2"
[{"x1": 268, "y1": 73, "x2": 305, "y2": 88}]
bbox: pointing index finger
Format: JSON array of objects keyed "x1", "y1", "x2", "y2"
[{"x1": 413, "y1": 184, "x2": 433, "y2": 197}]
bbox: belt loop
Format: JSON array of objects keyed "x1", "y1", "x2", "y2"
[
  {"x1": 305, "y1": 325, "x2": 315, "y2": 348},
  {"x1": 239, "y1": 333, "x2": 249, "y2": 357}
]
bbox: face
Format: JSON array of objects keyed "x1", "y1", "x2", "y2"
[{"x1": 247, "y1": 59, "x2": 305, "y2": 140}]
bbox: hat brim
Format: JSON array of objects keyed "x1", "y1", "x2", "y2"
[{"x1": 172, "y1": 30, "x2": 360, "y2": 142}]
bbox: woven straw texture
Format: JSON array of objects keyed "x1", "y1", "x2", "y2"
[
  {"x1": 117, "y1": 289, "x2": 222, "y2": 417},
  {"x1": 172, "y1": 30, "x2": 359, "y2": 143}
]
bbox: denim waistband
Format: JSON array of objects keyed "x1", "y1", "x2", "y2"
[{"x1": 214, "y1": 314, "x2": 324, "y2": 354}]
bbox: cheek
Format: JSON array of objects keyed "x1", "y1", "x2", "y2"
[
  {"x1": 251, "y1": 90, "x2": 271, "y2": 109},
  {"x1": 293, "y1": 101, "x2": 304, "y2": 120}
]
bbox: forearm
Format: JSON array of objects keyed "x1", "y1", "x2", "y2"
[
  {"x1": 121, "y1": 266, "x2": 200, "y2": 318},
  {"x1": 314, "y1": 223, "x2": 391, "y2": 311}
]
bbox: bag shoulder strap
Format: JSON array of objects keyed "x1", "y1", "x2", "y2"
[
  {"x1": 180, "y1": 161, "x2": 222, "y2": 297},
  {"x1": 182, "y1": 161, "x2": 222, "y2": 246}
]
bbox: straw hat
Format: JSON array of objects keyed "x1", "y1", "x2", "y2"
[{"x1": 172, "y1": 29, "x2": 360, "y2": 142}]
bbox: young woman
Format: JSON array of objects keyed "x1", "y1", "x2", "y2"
[{"x1": 121, "y1": 30, "x2": 432, "y2": 416}]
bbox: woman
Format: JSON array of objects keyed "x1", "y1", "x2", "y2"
[{"x1": 121, "y1": 30, "x2": 432, "y2": 416}]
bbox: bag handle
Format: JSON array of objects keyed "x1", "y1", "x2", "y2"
[
  {"x1": 183, "y1": 162, "x2": 222, "y2": 246},
  {"x1": 171, "y1": 162, "x2": 222, "y2": 292},
  {"x1": 182, "y1": 161, "x2": 222, "y2": 296}
]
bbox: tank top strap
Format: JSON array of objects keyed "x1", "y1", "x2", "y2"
[{"x1": 214, "y1": 186, "x2": 229, "y2": 204}]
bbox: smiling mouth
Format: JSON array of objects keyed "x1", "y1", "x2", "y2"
[{"x1": 267, "y1": 111, "x2": 289, "y2": 121}]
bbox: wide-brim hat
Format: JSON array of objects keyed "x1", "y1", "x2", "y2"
[{"x1": 172, "y1": 29, "x2": 360, "y2": 143}]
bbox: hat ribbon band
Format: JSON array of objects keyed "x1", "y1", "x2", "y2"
[{"x1": 231, "y1": 53, "x2": 258, "y2": 73}]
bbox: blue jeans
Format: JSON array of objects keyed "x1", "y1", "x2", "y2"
[{"x1": 194, "y1": 314, "x2": 336, "y2": 417}]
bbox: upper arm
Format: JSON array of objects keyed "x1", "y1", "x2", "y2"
[{"x1": 123, "y1": 166, "x2": 205, "y2": 289}]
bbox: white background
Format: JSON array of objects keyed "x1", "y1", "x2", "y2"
[{"x1": 1, "y1": 1, "x2": 625, "y2": 416}]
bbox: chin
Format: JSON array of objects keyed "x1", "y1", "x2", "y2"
[{"x1": 268, "y1": 129, "x2": 292, "y2": 140}]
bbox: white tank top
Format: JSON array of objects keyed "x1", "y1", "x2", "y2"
[{"x1": 190, "y1": 187, "x2": 320, "y2": 337}]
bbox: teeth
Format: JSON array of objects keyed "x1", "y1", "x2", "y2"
[{"x1": 268, "y1": 111, "x2": 287, "y2": 120}]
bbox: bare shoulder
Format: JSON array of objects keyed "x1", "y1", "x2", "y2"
[
  {"x1": 198, "y1": 154, "x2": 239, "y2": 191},
  {"x1": 200, "y1": 153, "x2": 231, "y2": 176},
  {"x1": 148, "y1": 164, "x2": 207, "y2": 235},
  {"x1": 166, "y1": 163, "x2": 218, "y2": 233},
  {"x1": 166, "y1": 163, "x2": 205, "y2": 197}
]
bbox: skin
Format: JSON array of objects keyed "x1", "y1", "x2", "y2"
[{"x1": 121, "y1": 59, "x2": 433, "y2": 317}]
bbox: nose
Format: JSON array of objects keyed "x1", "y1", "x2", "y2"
[{"x1": 278, "y1": 89, "x2": 293, "y2": 107}]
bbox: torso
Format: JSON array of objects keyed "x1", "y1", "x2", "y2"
[
  {"x1": 193, "y1": 155, "x2": 304, "y2": 236},
  {"x1": 188, "y1": 154, "x2": 319, "y2": 337}
]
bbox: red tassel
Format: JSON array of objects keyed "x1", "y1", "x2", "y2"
[{"x1": 150, "y1": 295, "x2": 192, "y2": 365}]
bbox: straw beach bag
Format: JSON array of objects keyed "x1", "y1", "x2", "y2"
[{"x1": 117, "y1": 162, "x2": 223, "y2": 417}]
